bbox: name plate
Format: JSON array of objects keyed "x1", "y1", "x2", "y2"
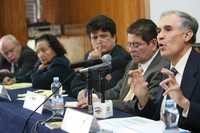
[
  {"x1": 0, "y1": 85, "x2": 11, "y2": 101},
  {"x1": 61, "y1": 108, "x2": 99, "y2": 133},
  {"x1": 23, "y1": 91, "x2": 46, "y2": 114}
]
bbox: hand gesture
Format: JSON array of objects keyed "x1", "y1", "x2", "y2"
[
  {"x1": 128, "y1": 68, "x2": 150, "y2": 107},
  {"x1": 160, "y1": 68, "x2": 189, "y2": 109},
  {"x1": 88, "y1": 45, "x2": 102, "y2": 59}
]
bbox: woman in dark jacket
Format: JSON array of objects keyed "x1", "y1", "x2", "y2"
[{"x1": 31, "y1": 34, "x2": 74, "y2": 94}]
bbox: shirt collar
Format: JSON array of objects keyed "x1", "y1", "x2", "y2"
[
  {"x1": 139, "y1": 50, "x2": 159, "y2": 73},
  {"x1": 171, "y1": 47, "x2": 192, "y2": 77}
]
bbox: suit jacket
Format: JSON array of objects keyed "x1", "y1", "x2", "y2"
[
  {"x1": 14, "y1": 47, "x2": 38, "y2": 82},
  {"x1": 70, "y1": 45, "x2": 131, "y2": 98},
  {"x1": 0, "y1": 47, "x2": 38, "y2": 82},
  {"x1": 31, "y1": 55, "x2": 74, "y2": 94},
  {"x1": 0, "y1": 54, "x2": 11, "y2": 81},
  {"x1": 0, "y1": 54, "x2": 10, "y2": 69},
  {"x1": 172, "y1": 49, "x2": 200, "y2": 132},
  {"x1": 145, "y1": 48, "x2": 200, "y2": 133},
  {"x1": 104, "y1": 52, "x2": 168, "y2": 117}
]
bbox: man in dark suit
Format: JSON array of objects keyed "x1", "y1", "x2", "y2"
[
  {"x1": 137, "y1": 10, "x2": 200, "y2": 132},
  {"x1": 77, "y1": 19, "x2": 168, "y2": 115},
  {"x1": 0, "y1": 34, "x2": 38, "y2": 84},
  {"x1": 0, "y1": 54, "x2": 11, "y2": 81},
  {"x1": 70, "y1": 15, "x2": 131, "y2": 97}
]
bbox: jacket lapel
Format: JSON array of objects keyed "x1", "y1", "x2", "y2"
[
  {"x1": 144, "y1": 52, "x2": 162, "y2": 80},
  {"x1": 181, "y1": 49, "x2": 199, "y2": 99}
]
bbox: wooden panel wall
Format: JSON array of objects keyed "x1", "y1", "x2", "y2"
[
  {"x1": 0, "y1": 0, "x2": 28, "y2": 45},
  {"x1": 42, "y1": 0, "x2": 147, "y2": 50},
  {"x1": 0, "y1": 0, "x2": 147, "y2": 49},
  {"x1": 42, "y1": 0, "x2": 66, "y2": 25}
]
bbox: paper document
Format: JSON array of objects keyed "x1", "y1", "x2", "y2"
[
  {"x1": 45, "y1": 121, "x2": 62, "y2": 129},
  {"x1": 98, "y1": 116, "x2": 165, "y2": 133},
  {"x1": 34, "y1": 90, "x2": 52, "y2": 97},
  {"x1": 17, "y1": 90, "x2": 53, "y2": 101},
  {"x1": 5, "y1": 83, "x2": 32, "y2": 90}
]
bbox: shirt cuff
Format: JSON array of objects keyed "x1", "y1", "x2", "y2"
[{"x1": 182, "y1": 102, "x2": 190, "y2": 118}]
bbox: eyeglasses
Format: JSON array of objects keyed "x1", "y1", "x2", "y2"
[{"x1": 127, "y1": 42, "x2": 146, "y2": 49}]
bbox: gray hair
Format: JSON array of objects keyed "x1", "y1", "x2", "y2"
[
  {"x1": 161, "y1": 10, "x2": 199, "y2": 43},
  {"x1": 0, "y1": 34, "x2": 20, "y2": 46}
]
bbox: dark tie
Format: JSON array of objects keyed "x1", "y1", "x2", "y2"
[
  {"x1": 166, "y1": 67, "x2": 178, "y2": 100},
  {"x1": 170, "y1": 67, "x2": 178, "y2": 76}
]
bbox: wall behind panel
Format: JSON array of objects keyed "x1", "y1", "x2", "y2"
[
  {"x1": 42, "y1": 0, "x2": 147, "y2": 51},
  {"x1": 0, "y1": 0, "x2": 28, "y2": 45},
  {"x1": 150, "y1": 0, "x2": 200, "y2": 42}
]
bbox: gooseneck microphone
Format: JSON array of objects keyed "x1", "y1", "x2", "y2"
[
  {"x1": 71, "y1": 54, "x2": 112, "y2": 69},
  {"x1": 78, "y1": 54, "x2": 112, "y2": 73},
  {"x1": 22, "y1": 72, "x2": 75, "y2": 133},
  {"x1": 22, "y1": 89, "x2": 57, "y2": 133}
]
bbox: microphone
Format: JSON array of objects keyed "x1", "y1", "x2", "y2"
[
  {"x1": 22, "y1": 72, "x2": 75, "y2": 133},
  {"x1": 78, "y1": 55, "x2": 112, "y2": 73},
  {"x1": 71, "y1": 54, "x2": 112, "y2": 69},
  {"x1": 78, "y1": 53, "x2": 131, "y2": 73},
  {"x1": 79, "y1": 62, "x2": 112, "y2": 73},
  {"x1": 22, "y1": 90, "x2": 57, "y2": 133}
]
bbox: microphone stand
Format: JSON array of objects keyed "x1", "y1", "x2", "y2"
[
  {"x1": 22, "y1": 72, "x2": 75, "y2": 133},
  {"x1": 22, "y1": 89, "x2": 57, "y2": 133},
  {"x1": 87, "y1": 70, "x2": 93, "y2": 114},
  {"x1": 98, "y1": 67, "x2": 110, "y2": 103}
]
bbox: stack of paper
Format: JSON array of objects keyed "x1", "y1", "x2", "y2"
[{"x1": 98, "y1": 116, "x2": 165, "y2": 133}]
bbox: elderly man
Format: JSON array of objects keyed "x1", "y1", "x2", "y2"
[
  {"x1": 77, "y1": 19, "x2": 168, "y2": 115},
  {"x1": 0, "y1": 34, "x2": 38, "y2": 84}
]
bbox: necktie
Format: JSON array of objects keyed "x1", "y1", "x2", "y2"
[{"x1": 170, "y1": 67, "x2": 178, "y2": 76}]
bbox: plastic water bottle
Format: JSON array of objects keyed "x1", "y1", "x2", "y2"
[
  {"x1": 50, "y1": 77, "x2": 64, "y2": 116},
  {"x1": 51, "y1": 77, "x2": 62, "y2": 97},
  {"x1": 162, "y1": 99, "x2": 180, "y2": 133}
]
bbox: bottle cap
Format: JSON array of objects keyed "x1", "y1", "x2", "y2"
[
  {"x1": 166, "y1": 99, "x2": 175, "y2": 108},
  {"x1": 53, "y1": 77, "x2": 59, "y2": 81}
]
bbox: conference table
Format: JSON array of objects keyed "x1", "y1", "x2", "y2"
[{"x1": 0, "y1": 86, "x2": 131, "y2": 133}]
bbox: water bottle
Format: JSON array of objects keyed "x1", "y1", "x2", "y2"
[
  {"x1": 51, "y1": 77, "x2": 62, "y2": 97},
  {"x1": 50, "y1": 77, "x2": 64, "y2": 116},
  {"x1": 162, "y1": 99, "x2": 180, "y2": 133}
]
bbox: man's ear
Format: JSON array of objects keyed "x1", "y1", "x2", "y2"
[
  {"x1": 184, "y1": 30, "x2": 193, "y2": 42},
  {"x1": 112, "y1": 35, "x2": 117, "y2": 43}
]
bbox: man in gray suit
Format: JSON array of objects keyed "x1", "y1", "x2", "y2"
[{"x1": 78, "y1": 19, "x2": 168, "y2": 116}]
